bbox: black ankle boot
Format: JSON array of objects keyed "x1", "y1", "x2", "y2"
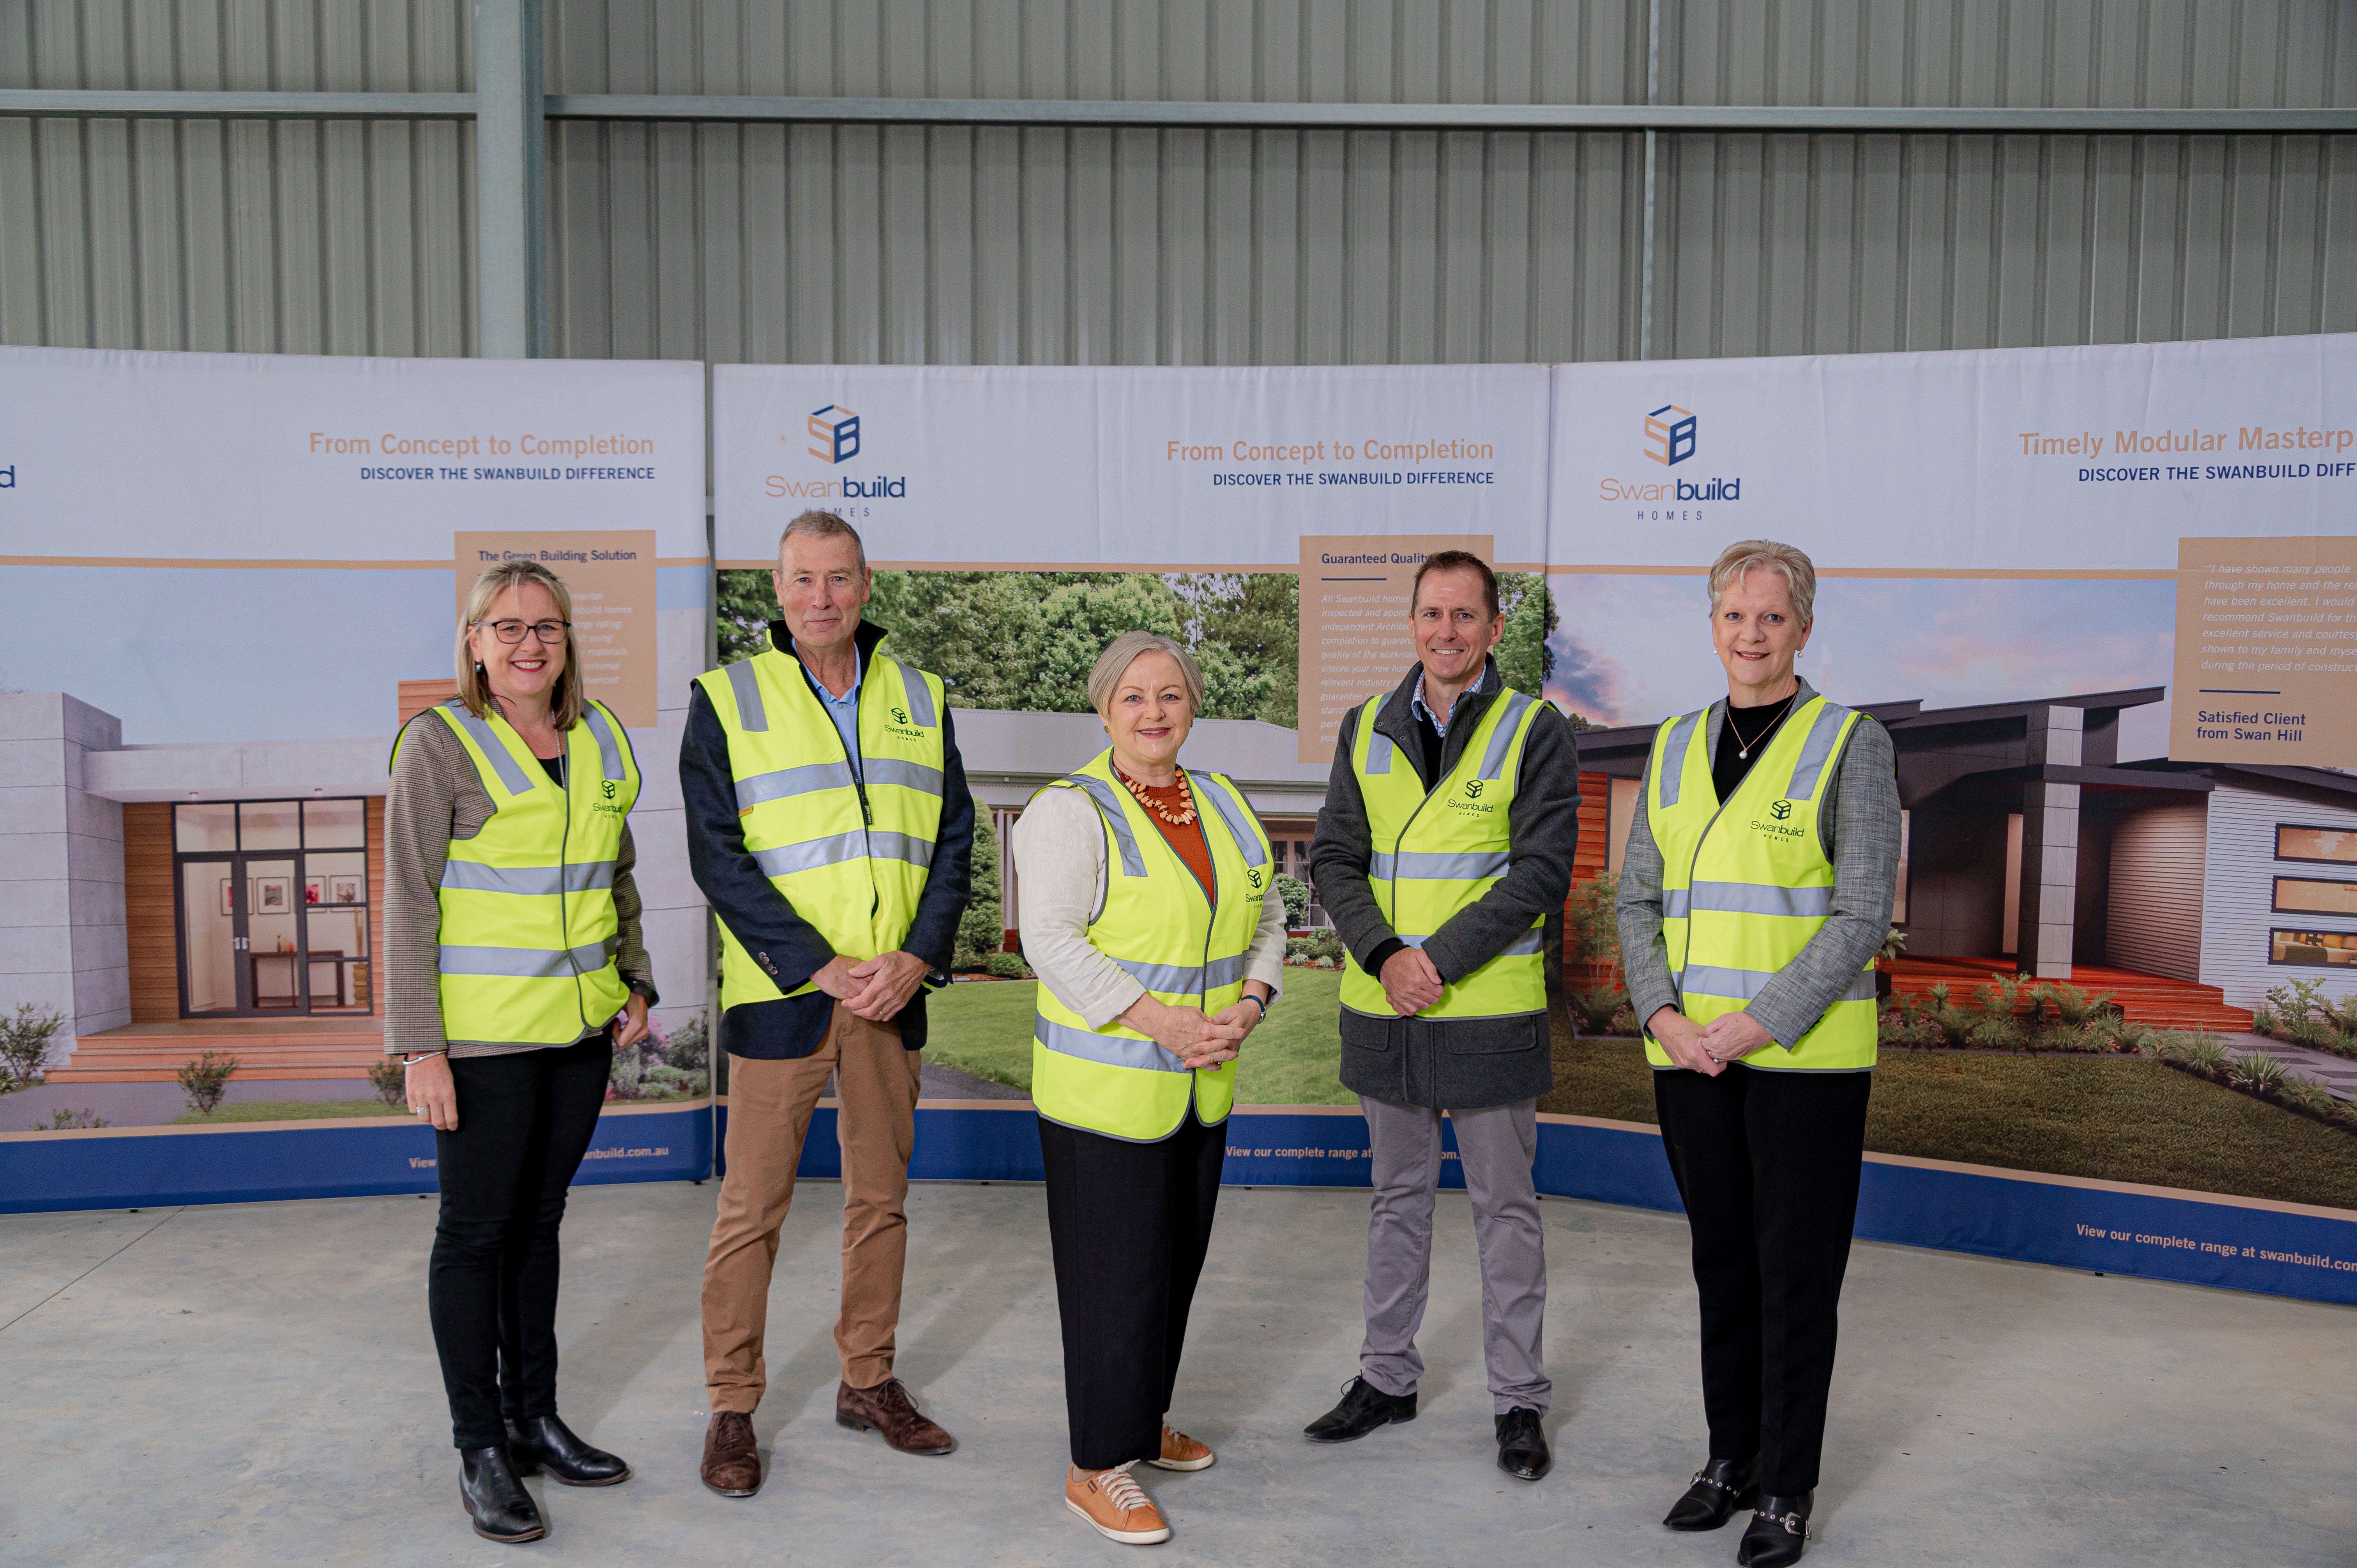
[
  {"x1": 506, "y1": 1413, "x2": 633, "y2": 1486},
  {"x1": 459, "y1": 1446, "x2": 546, "y2": 1542},
  {"x1": 1662, "y1": 1455, "x2": 1758, "y2": 1530},
  {"x1": 1736, "y1": 1491, "x2": 1813, "y2": 1566}
]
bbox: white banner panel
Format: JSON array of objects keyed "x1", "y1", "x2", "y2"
[
  {"x1": 1547, "y1": 333, "x2": 2357, "y2": 571},
  {"x1": 0, "y1": 348, "x2": 705, "y2": 743},
  {"x1": 714, "y1": 364, "x2": 1550, "y2": 567}
]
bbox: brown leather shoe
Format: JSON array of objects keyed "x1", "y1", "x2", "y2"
[
  {"x1": 700, "y1": 1411, "x2": 762, "y2": 1497},
  {"x1": 836, "y1": 1377, "x2": 956, "y2": 1455}
]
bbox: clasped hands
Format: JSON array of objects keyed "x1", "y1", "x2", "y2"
[
  {"x1": 1377, "y1": 946, "x2": 1445, "y2": 1017},
  {"x1": 1118, "y1": 992, "x2": 1265, "y2": 1071},
  {"x1": 1647, "y1": 1005, "x2": 1772, "y2": 1076},
  {"x1": 813, "y1": 950, "x2": 931, "y2": 1022}
]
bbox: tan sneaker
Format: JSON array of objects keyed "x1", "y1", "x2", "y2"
[
  {"x1": 1065, "y1": 1462, "x2": 1171, "y2": 1545},
  {"x1": 1146, "y1": 1423, "x2": 1215, "y2": 1472}
]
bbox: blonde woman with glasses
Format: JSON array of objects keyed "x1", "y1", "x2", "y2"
[{"x1": 387, "y1": 559, "x2": 657, "y2": 1543}]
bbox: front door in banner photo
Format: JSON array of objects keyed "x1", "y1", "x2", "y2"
[
  {"x1": 1297, "y1": 534, "x2": 1493, "y2": 764},
  {"x1": 2171, "y1": 536, "x2": 2357, "y2": 769},
  {"x1": 453, "y1": 532, "x2": 659, "y2": 728}
]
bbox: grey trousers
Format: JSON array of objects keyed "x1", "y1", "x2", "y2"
[{"x1": 1358, "y1": 1095, "x2": 1551, "y2": 1414}]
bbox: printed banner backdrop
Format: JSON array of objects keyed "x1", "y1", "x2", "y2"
[
  {"x1": 0, "y1": 347, "x2": 713, "y2": 1208},
  {"x1": 1539, "y1": 334, "x2": 2357, "y2": 1306},
  {"x1": 716, "y1": 348, "x2": 2357, "y2": 1310},
  {"x1": 5, "y1": 342, "x2": 2354, "y2": 1309}
]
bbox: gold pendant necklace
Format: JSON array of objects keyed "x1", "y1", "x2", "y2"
[
  {"x1": 1727, "y1": 697, "x2": 1793, "y2": 761},
  {"x1": 1115, "y1": 765, "x2": 1197, "y2": 826}
]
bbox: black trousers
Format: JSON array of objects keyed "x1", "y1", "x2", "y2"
[
  {"x1": 428, "y1": 1032, "x2": 612, "y2": 1451},
  {"x1": 1037, "y1": 1108, "x2": 1224, "y2": 1470},
  {"x1": 1654, "y1": 1064, "x2": 1872, "y2": 1496}
]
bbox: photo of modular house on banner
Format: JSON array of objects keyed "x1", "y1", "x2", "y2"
[
  {"x1": 1573, "y1": 688, "x2": 2357, "y2": 1032},
  {"x1": 0, "y1": 347, "x2": 708, "y2": 1208}
]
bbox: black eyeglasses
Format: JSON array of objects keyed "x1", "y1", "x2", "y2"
[{"x1": 475, "y1": 619, "x2": 571, "y2": 644}]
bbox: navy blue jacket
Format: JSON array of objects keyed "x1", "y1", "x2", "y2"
[{"x1": 680, "y1": 620, "x2": 976, "y2": 1059}]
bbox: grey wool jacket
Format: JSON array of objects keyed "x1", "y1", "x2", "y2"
[
  {"x1": 1310, "y1": 659, "x2": 1583, "y2": 1110},
  {"x1": 1613, "y1": 678, "x2": 1901, "y2": 1055}
]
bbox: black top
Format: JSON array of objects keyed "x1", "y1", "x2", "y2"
[
  {"x1": 536, "y1": 753, "x2": 566, "y2": 786},
  {"x1": 1712, "y1": 691, "x2": 1798, "y2": 803}
]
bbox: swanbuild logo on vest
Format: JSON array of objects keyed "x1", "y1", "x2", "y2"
[{"x1": 1753, "y1": 798, "x2": 1804, "y2": 837}]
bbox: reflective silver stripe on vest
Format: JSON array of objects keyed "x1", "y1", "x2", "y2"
[
  {"x1": 1366, "y1": 731, "x2": 1395, "y2": 775},
  {"x1": 439, "y1": 860, "x2": 616, "y2": 896},
  {"x1": 1398, "y1": 927, "x2": 1545, "y2": 957},
  {"x1": 438, "y1": 937, "x2": 619, "y2": 978},
  {"x1": 865, "y1": 757, "x2": 945, "y2": 796},
  {"x1": 726, "y1": 658, "x2": 769, "y2": 732},
  {"x1": 1675, "y1": 962, "x2": 1877, "y2": 1005},
  {"x1": 1785, "y1": 702, "x2": 1853, "y2": 801},
  {"x1": 887, "y1": 658, "x2": 937, "y2": 726},
  {"x1": 1674, "y1": 881, "x2": 1834, "y2": 918},
  {"x1": 1370, "y1": 849, "x2": 1511, "y2": 881},
  {"x1": 1058, "y1": 775, "x2": 1145, "y2": 877},
  {"x1": 751, "y1": 829, "x2": 935, "y2": 878},
  {"x1": 1192, "y1": 774, "x2": 1267, "y2": 868},
  {"x1": 1658, "y1": 709, "x2": 1703, "y2": 807},
  {"x1": 441, "y1": 699, "x2": 535, "y2": 796},
  {"x1": 1034, "y1": 1014, "x2": 1189, "y2": 1074},
  {"x1": 736, "y1": 759, "x2": 858, "y2": 811},
  {"x1": 1476, "y1": 691, "x2": 1535, "y2": 780},
  {"x1": 581, "y1": 703, "x2": 627, "y2": 781},
  {"x1": 1108, "y1": 952, "x2": 1249, "y2": 996}
]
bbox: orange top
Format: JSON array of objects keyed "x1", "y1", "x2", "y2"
[{"x1": 1117, "y1": 769, "x2": 1215, "y2": 904}]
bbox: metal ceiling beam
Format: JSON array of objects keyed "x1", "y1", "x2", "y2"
[
  {"x1": 0, "y1": 89, "x2": 475, "y2": 119},
  {"x1": 545, "y1": 95, "x2": 2357, "y2": 134},
  {"x1": 3, "y1": 88, "x2": 2352, "y2": 135}
]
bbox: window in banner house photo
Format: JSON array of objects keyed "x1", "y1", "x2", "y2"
[
  {"x1": 2271, "y1": 929, "x2": 2357, "y2": 968},
  {"x1": 171, "y1": 798, "x2": 372, "y2": 1017},
  {"x1": 2272, "y1": 877, "x2": 2357, "y2": 917},
  {"x1": 2276, "y1": 824, "x2": 2357, "y2": 865}
]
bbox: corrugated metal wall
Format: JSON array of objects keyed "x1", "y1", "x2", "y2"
[
  {"x1": 0, "y1": 0, "x2": 477, "y2": 354},
  {"x1": 5, "y1": 0, "x2": 2355, "y2": 363}
]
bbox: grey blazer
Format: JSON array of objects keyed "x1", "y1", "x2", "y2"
[{"x1": 1613, "y1": 678, "x2": 1901, "y2": 1055}]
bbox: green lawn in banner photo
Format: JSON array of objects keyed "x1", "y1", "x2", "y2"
[
  {"x1": 922, "y1": 971, "x2": 1355, "y2": 1106},
  {"x1": 1539, "y1": 1033, "x2": 2357, "y2": 1211},
  {"x1": 173, "y1": 1098, "x2": 408, "y2": 1125}
]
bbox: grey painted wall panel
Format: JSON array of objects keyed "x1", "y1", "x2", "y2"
[
  {"x1": 1657, "y1": 129, "x2": 2357, "y2": 357},
  {"x1": 2, "y1": 2, "x2": 2353, "y2": 363}
]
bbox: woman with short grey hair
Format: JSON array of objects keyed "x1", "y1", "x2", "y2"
[
  {"x1": 1012, "y1": 629, "x2": 1287, "y2": 1546},
  {"x1": 1615, "y1": 538, "x2": 1900, "y2": 1567}
]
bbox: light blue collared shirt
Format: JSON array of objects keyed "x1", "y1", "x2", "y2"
[
  {"x1": 810, "y1": 652, "x2": 864, "y2": 779},
  {"x1": 1411, "y1": 670, "x2": 1469, "y2": 737}
]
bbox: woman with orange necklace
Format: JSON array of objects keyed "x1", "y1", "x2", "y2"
[{"x1": 1012, "y1": 631, "x2": 1288, "y2": 1546}]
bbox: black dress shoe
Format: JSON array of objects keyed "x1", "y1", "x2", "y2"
[
  {"x1": 1303, "y1": 1376, "x2": 1418, "y2": 1443},
  {"x1": 505, "y1": 1413, "x2": 633, "y2": 1487},
  {"x1": 1663, "y1": 1455, "x2": 1759, "y2": 1530},
  {"x1": 1736, "y1": 1492, "x2": 1813, "y2": 1567},
  {"x1": 1494, "y1": 1407, "x2": 1550, "y2": 1481},
  {"x1": 458, "y1": 1445, "x2": 546, "y2": 1543}
]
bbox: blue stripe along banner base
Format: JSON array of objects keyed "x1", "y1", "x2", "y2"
[{"x1": 0, "y1": 1104, "x2": 713, "y2": 1215}]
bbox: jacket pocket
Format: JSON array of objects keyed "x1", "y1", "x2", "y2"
[{"x1": 1438, "y1": 1014, "x2": 1546, "y2": 1056}]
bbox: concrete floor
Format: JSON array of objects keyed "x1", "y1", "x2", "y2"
[{"x1": 1, "y1": 1181, "x2": 2350, "y2": 1568}]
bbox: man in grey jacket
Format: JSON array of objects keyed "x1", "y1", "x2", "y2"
[{"x1": 1301, "y1": 551, "x2": 1581, "y2": 1482}]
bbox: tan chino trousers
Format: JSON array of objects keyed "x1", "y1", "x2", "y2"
[{"x1": 701, "y1": 1003, "x2": 922, "y2": 1411}]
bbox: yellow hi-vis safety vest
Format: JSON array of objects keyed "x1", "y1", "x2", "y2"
[
  {"x1": 1643, "y1": 693, "x2": 1877, "y2": 1072},
  {"x1": 1031, "y1": 749, "x2": 1274, "y2": 1142},
  {"x1": 694, "y1": 639, "x2": 948, "y2": 1010},
  {"x1": 1339, "y1": 688, "x2": 1550, "y2": 1022},
  {"x1": 400, "y1": 697, "x2": 642, "y2": 1048}
]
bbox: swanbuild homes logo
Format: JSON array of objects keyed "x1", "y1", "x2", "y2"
[
  {"x1": 808, "y1": 404, "x2": 860, "y2": 463},
  {"x1": 766, "y1": 401, "x2": 909, "y2": 502},
  {"x1": 1599, "y1": 403, "x2": 1743, "y2": 516}
]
